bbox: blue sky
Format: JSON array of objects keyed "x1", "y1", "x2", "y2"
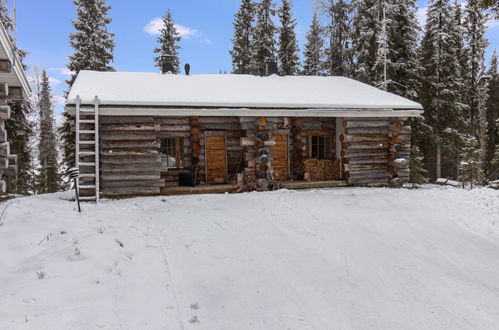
[{"x1": 9, "y1": 0, "x2": 499, "y2": 117}]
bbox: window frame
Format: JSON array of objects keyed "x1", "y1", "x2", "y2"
[
  {"x1": 306, "y1": 132, "x2": 334, "y2": 160},
  {"x1": 159, "y1": 137, "x2": 184, "y2": 169}
]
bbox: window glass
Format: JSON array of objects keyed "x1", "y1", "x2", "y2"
[
  {"x1": 160, "y1": 138, "x2": 184, "y2": 168},
  {"x1": 310, "y1": 136, "x2": 333, "y2": 160}
]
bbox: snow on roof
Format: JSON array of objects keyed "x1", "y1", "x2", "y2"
[{"x1": 66, "y1": 70, "x2": 423, "y2": 111}]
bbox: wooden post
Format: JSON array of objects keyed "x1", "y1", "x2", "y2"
[{"x1": 94, "y1": 96, "x2": 100, "y2": 203}]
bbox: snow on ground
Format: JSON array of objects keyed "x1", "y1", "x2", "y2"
[{"x1": 0, "y1": 186, "x2": 498, "y2": 330}]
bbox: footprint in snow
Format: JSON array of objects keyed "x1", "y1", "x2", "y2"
[
  {"x1": 188, "y1": 316, "x2": 200, "y2": 324},
  {"x1": 190, "y1": 302, "x2": 199, "y2": 310}
]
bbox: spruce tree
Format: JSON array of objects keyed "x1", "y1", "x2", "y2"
[
  {"x1": 251, "y1": 0, "x2": 276, "y2": 75},
  {"x1": 464, "y1": 0, "x2": 489, "y2": 136},
  {"x1": 37, "y1": 70, "x2": 60, "y2": 193},
  {"x1": 386, "y1": 0, "x2": 420, "y2": 99},
  {"x1": 230, "y1": 0, "x2": 255, "y2": 74},
  {"x1": 453, "y1": 3, "x2": 471, "y2": 108},
  {"x1": 62, "y1": 0, "x2": 115, "y2": 170},
  {"x1": 277, "y1": 0, "x2": 299, "y2": 75},
  {"x1": 0, "y1": 0, "x2": 12, "y2": 31},
  {"x1": 153, "y1": 9, "x2": 181, "y2": 73},
  {"x1": 324, "y1": 0, "x2": 351, "y2": 77},
  {"x1": 350, "y1": 0, "x2": 382, "y2": 84},
  {"x1": 419, "y1": 0, "x2": 468, "y2": 180},
  {"x1": 486, "y1": 51, "x2": 499, "y2": 180},
  {"x1": 302, "y1": 12, "x2": 324, "y2": 76}
]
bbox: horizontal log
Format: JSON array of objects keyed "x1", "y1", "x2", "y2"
[
  {"x1": 0, "y1": 179, "x2": 5, "y2": 193},
  {"x1": 155, "y1": 118, "x2": 190, "y2": 125},
  {"x1": 103, "y1": 187, "x2": 160, "y2": 196},
  {"x1": 0, "y1": 142, "x2": 9, "y2": 157},
  {"x1": 345, "y1": 134, "x2": 388, "y2": 143},
  {"x1": 100, "y1": 117, "x2": 154, "y2": 124},
  {"x1": 346, "y1": 127, "x2": 389, "y2": 135},
  {"x1": 101, "y1": 163, "x2": 168, "y2": 172},
  {"x1": 0, "y1": 157, "x2": 8, "y2": 168},
  {"x1": 101, "y1": 132, "x2": 157, "y2": 141},
  {"x1": 202, "y1": 123, "x2": 242, "y2": 130},
  {"x1": 101, "y1": 172, "x2": 161, "y2": 180},
  {"x1": 0, "y1": 130, "x2": 6, "y2": 143},
  {"x1": 345, "y1": 157, "x2": 389, "y2": 165},
  {"x1": 160, "y1": 124, "x2": 191, "y2": 132},
  {"x1": 101, "y1": 150, "x2": 158, "y2": 157},
  {"x1": 347, "y1": 169, "x2": 388, "y2": 177},
  {"x1": 343, "y1": 150, "x2": 389, "y2": 158},
  {"x1": 157, "y1": 132, "x2": 191, "y2": 138},
  {"x1": 101, "y1": 141, "x2": 159, "y2": 148},
  {"x1": 3, "y1": 164, "x2": 17, "y2": 176},
  {"x1": 0, "y1": 105, "x2": 10, "y2": 120},
  {"x1": 344, "y1": 164, "x2": 388, "y2": 172},
  {"x1": 344, "y1": 142, "x2": 389, "y2": 150},
  {"x1": 199, "y1": 117, "x2": 240, "y2": 124},
  {"x1": 344, "y1": 120, "x2": 390, "y2": 128},
  {"x1": 100, "y1": 123, "x2": 157, "y2": 131},
  {"x1": 100, "y1": 156, "x2": 161, "y2": 164},
  {"x1": 102, "y1": 179, "x2": 166, "y2": 188}
]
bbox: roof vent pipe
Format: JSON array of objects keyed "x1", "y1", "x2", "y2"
[
  {"x1": 264, "y1": 58, "x2": 278, "y2": 76},
  {"x1": 161, "y1": 55, "x2": 175, "y2": 74},
  {"x1": 185, "y1": 63, "x2": 190, "y2": 75}
]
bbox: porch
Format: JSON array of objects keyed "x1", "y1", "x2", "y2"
[{"x1": 160, "y1": 180, "x2": 349, "y2": 196}]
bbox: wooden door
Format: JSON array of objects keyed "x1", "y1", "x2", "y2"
[
  {"x1": 271, "y1": 134, "x2": 289, "y2": 181},
  {"x1": 205, "y1": 132, "x2": 228, "y2": 184}
]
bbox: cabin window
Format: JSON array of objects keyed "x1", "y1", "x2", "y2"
[
  {"x1": 160, "y1": 137, "x2": 184, "y2": 168},
  {"x1": 308, "y1": 135, "x2": 333, "y2": 160}
]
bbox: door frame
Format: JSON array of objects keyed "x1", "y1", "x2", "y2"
[
  {"x1": 204, "y1": 130, "x2": 228, "y2": 184},
  {"x1": 271, "y1": 130, "x2": 291, "y2": 181}
]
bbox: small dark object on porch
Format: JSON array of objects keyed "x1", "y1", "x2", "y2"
[
  {"x1": 256, "y1": 131, "x2": 270, "y2": 141},
  {"x1": 179, "y1": 172, "x2": 197, "y2": 187}
]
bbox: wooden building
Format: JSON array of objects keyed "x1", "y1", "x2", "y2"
[
  {"x1": 66, "y1": 70, "x2": 423, "y2": 200},
  {"x1": 0, "y1": 21, "x2": 31, "y2": 193}
]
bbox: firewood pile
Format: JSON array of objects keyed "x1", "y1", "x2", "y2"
[{"x1": 304, "y1": 158, "x2": 341, "y2": 181}]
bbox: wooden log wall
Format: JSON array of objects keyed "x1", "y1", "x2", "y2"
[
  {"x1": 99, "y1": 116, "x2": 165, "y2": 196},
  {"x1": 342, "y1": 117, "x2": 411, "y2": 185},
  {"x1": 0, "y1": 102, "x2": 16, "y2": 193}
]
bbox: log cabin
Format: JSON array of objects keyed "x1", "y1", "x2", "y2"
[
  {"x1": 66, "y1": 62, "x2": 423, "y2": 200},
  {"x1": 0, "y1": 21, "x2": 31, "y2": 193}
]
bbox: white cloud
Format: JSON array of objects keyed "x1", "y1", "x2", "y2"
[
  {"x1": 48, "y1": 67, "x2": 74, "y2": 77},
  {"x1": 49, "y1": 77, "x2": 61, "y2": 86},
  {"x1": 144, "y1": 18, "x2": 199, "y2": 38},
  {"x1": 52, "y1": 94, "x2": 66, "y2": 106}
]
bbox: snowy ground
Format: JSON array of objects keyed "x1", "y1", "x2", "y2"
[{"x1": 0, "y1": 186, "x2": 498, "y2": 330}]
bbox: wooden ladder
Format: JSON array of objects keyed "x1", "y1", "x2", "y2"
[{"x1": 75, "y1": 95, "x2": 100, "y2": 202}]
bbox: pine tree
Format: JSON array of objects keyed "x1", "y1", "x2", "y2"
[
  {"x1": 385, "y1": 0, "x2": 420, "y2": 99},
  {"x1": 350, "y1": 0, "x2": 382, "y2": 84},
  {"x1": 277, "y1": 0, "x2": 299, "y2": 75},
  {"x1": 62, "y1": 0, "x2": 115, "y2": 170},
  {"x1": 453, "y1": 2, "x2": 471, "y2": 109},
  {"x1": 0, "y1": 0, "x2": 12, "y2": 31},
  {"x1": 153, "y1": 9, "x2": 181, "y2": 73},
  {"x1": 419, "y1": 0, "x2": 468, "y2": 180},
  {"x1": 486, "y1": 50, "x2": 499, "y2": 180},
  {"x1": 230, "y1": 0, "x2": 256, "y2": 74},
  {"x1": 251, "y1": 0, "x2": 276, "y2": 75},
  {"x1": 464, "y1": 0, "x2": 489, "y2": 136},
  {"x1": 324, "y1": 0, "x2": 351, "y2": 77},
  {"x1": 302, "y1": 12, "x2": 324, "y2": 76},
  {"x1": 37, "y1": 70, "x2": 60, "y2": 193}
]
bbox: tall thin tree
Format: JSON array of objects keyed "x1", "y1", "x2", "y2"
[
  {"x1": 251, "y1": 0, "x2": 277, "y2": 75},
  {"x1": 37, "y1": 70, "x2": 60, "y2": 193},
  {"x1": 302, "y1": 12, "x2": 324, "y2": 76},
  {"x1": 277, "y1": 0, "x2": 300, "y2": 75},
  {"x1": 61, "y1": 0, "x2": 115, "y2": 170},
  {"x1": 324, "y1": 0, "x2": 351, "y2": 76},
  {"x1": 230, "y1": 0, "x2": 255, "y2": 74},
  {"x1": 153, "y1": 9, "x2": 181, "y2": 73}
]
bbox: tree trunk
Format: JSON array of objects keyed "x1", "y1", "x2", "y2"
[{"x1": 436, "y1": 142, "x2": 442, "y2": 179}]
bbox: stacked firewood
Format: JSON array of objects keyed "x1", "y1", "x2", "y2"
[
  {"x1": 292, "y1": 118, "x2": 305, "y2": 179},
  {"x1": 304, "y1": 159, "x2": 341, "y2": 181}
]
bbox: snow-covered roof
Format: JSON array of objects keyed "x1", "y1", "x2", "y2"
[{"x1": 66, "y1": 71, "x2": 423, "y2": 117}]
